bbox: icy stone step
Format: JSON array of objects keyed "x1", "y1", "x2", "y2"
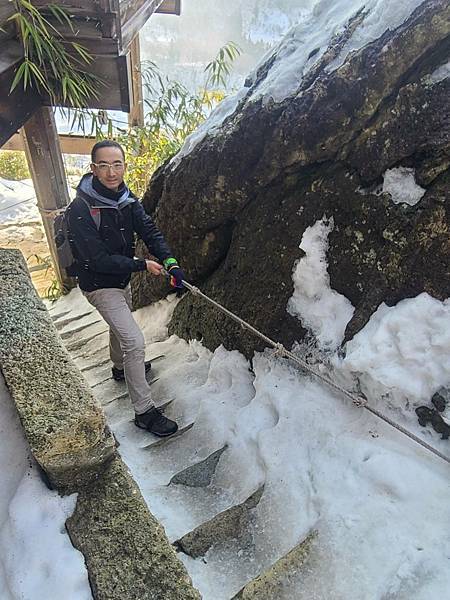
[
  {"x1": 169, "y1": 445, "x2": 228, "y2": 488},
  {"x1": 145, "y1": 420, "x2": 196, "y2": 449},
  {"x1": 140, "y1": 481, "x2": 236, "y2": 543},
  {"x1": 52, "y1": 309, "x2": 97, "y2": 330},
  {"x1": 65, "y1": 322, "x2": 109, "y2": 352},
  {"x1": 49, "y1": 308, "x2": 74, "y2": 323},
  {"x1": 231, "y1": 532, "x2": 316, "y2": 600},
  {"x1": 174, "y1": 486, "x2": 264, "y2": 558},
  {"x1": 59, "y1": 317, "x2": 103, "y2": 340}
]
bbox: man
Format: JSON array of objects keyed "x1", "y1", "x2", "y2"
[{"x1": 67, "y1": 139, "x2": 184, "y2": 437}]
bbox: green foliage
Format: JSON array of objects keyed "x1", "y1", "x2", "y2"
[
  {"x1": 27, "y1": 253, "x2": 67, "y2": 301},
  {"x1": 9, "y1": 1, "x2": 100, "y2": 108},
  {"x1": 0, "y1": 150, "x2": 30, "y2": 180}
]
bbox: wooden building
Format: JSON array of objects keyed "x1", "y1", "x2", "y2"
[{"x1": 0, "y1": 0, "x2": 180, "y2": 287}]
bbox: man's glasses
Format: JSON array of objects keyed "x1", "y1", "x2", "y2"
[{"x1": 92, "y1": 161, "x2": 125, "y2": 173}]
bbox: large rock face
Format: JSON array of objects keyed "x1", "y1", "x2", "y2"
[{"x1": 133, "y1": 0, "x2": 449, "y2": 358}]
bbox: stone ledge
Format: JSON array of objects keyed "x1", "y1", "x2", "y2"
[
  {"x1": 67, "y1": 457, "x2": 201, "y2": 600},
  {"x1": 0, "y1": 249, "x2": 115, "y2": 492}
]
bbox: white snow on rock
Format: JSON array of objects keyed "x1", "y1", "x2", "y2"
[
  {"x1": 170, "y1": 87, "x2": 248, "y2": 170},
  {"x1": 382, "y1": 166, "x2": 426, "y2": 205},
  {"x1": 287, "y1": 216, "x2": 355, "y2": 351},
  {"x1": 249, "y1": 0, "x2": 424, "y2": 103},
  {"x1": 0, "y1": 376, "x2": 92, "y2": 600},
  {"x1": 427, "y1": 60, "x2": 450, "y2": 84},
  {"x1": 339, "y1": 293, "x2": 450, "y2": 409},
  {"x1": 169, "y1": 0, "x2": 424, "y2": 166}
]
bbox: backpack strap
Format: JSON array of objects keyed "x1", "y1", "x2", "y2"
[{"x1": 80, "y1": 196, "x2": 101, "y2": 229}]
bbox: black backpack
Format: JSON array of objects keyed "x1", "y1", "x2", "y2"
[{"x1": 54, "y1": 198, "x2": 101, "y2": 272}]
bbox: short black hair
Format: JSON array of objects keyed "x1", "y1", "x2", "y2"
[{"x1": 91, "y1": 140, "x2": 125, "y2": 163}]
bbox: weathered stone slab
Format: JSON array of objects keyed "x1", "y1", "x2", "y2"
[
  {"x1": 66, "y1": 457, "x2": 201, "y2": 600},
  {"x1": 232, "y1": 532, "x2": 316, "y2": 599},
  {"x1": 0, "y1": 249, "x2": 115, "y2": 492},
  {"x1": 174, "y1": 485, "x2": 264, "y2": 558}
]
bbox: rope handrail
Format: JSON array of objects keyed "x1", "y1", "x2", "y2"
[{"x1": 167, "y1": 274, "x2": 450, "y2": 466}]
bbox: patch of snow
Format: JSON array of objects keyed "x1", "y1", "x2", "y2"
[
  {"x1": 170, "y1": 87, "x2": 248, "y2": 170},
  {"x1": 382, "y1": 166, "x2": 426, "y2": 206},
  {"x1": 249, "y1": 0, "x2": 424, "y2": 103},
  {"x1": 427, "y1": 60, "x2": 450, "y2": 84},
  {"x1": 326, "y1": 0, "x2": 425, "y2": 73},
  {"x1": 339, "y1": 293, "x2": 450, "y2": 409},
  {"x1": 0, "y1": 376, "x2": 91, "y2": 600},
  {"x1": 0, "y1": 177, "x2": 78, "y2": 225},
  {"x1": 287, "y1": 216, "x2": 355, "y2": 350},
  {"x1": 0, "y1": 179, "x2": 39, "y2": 224}
]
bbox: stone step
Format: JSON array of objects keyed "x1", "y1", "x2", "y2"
[
  {"x1": 52, "y1": 309, "x2": 97, "y2": 331},
  {"x1": 169, "y1": 445, "x2": 228, "y2": 488},
  {"x1": 65, "y1": 323, "x2": 109, "y2": 352},
  {"x1": 231, "y1": 532, "x2": 316, "y2": 600},
  {"x1": 174, "y1": 485, "x2": 264, "y2": 558},
  {"x1": 59, "y1": 317, "x2": 103, "y2": 340},
  {"x1": 145, "y1": 420, "x2": 196, "y2": 449}
]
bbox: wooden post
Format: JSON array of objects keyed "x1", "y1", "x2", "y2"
[
  {"x1": 128, "y1": 34, "x2": 144, "y2": 127},
  {"x1": 21, "y1": 106, "x2": 76, "y2": 291}
]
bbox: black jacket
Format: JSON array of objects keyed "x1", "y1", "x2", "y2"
[{"x1": 67, "y1": 175, "x2": 172, "y2": 292}]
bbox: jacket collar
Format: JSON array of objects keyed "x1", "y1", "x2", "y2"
[{"x1": 76, "y1": 173, "x2": 135, "y2": 209}]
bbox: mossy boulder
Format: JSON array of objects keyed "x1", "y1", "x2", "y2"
[{"x1": 133, "y1": 0, "x2": 449, "y2": 357}]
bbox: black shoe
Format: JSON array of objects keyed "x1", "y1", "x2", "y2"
[
  {"x1": 134, "y1": 407, "x2": 178, "y2": 437},
  {"x1": 112, "y1": 360, "x2": 152, "y2": 382}
]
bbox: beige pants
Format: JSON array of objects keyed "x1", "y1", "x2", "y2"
[{"x1": 82, "y1": 285, "x2": 154, "y2": 414}]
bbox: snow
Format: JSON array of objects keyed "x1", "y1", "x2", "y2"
[
  {"x1": 169, "y1": 0, "x2": 425, "y2": 164},
  {"x1": 0, "y1": 179, "x2": 39, "y2": 224},
  {"x1": 49, "y1": 279, "x2": 450, "y2": 599},
  {"x1": 0, "y1": 376, "x2": 92, "y2": 600},
  {"x1": 382, "y1": 167, "x2": 426, "y2": 206},
  {"x1": 170, "y1": 87, "x2": 248, "y2": 170},
  {"x1": 287, "y1": 217, "x2": 355, "y2": 351},
  {"x1": 340, "y1": 293, "x2": 450, "y2": 410},
  {"x1": 427, "y1": 60, "x2": 450, "y2": 84},
  {"x1": 249, "y1": 0, "x2": 424, "y2": 102}
]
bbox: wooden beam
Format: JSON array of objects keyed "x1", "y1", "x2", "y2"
[
  {"x1": 156, "y1": 0, "x2": 181, "y2": 15},
  {"x1": 21, "y1": 107, "x2": 76, "y2": 291},
  {"x1": 2, "y1": 132, "x2": 96, "y2": 155},
  {"x1": 0, "y1": 1, "x2": 16, "y2": 25},
  {"x1": 128, "y1": 35, "x2": 144, "y2": 127}
]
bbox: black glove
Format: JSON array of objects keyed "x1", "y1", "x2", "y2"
[{"x1": 167, "y1": 265, "x2": 185, "y2": 289}]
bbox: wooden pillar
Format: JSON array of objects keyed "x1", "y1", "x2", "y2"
[
  {"x1": 21, "y1": 106, "x2": 76, "y2": 291},
  {"x1": 128, "y1": 34, "x2": 144, "y2": 127}
]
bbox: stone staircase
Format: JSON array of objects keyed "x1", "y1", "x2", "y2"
[{"x1": 47, "y1": 289, "x2": 314, "y2": 600}]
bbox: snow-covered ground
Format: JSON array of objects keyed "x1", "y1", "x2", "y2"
[
  {"x1": 0, "y1": 377, "x2": 92, "y2": 600},
  {"x1": 45, "y1": 270, "x2": 450, "y2": 599},
  {"x1": 127, "y1": 296, "x2": 450, "y2": 600},
  {"x1": 0, "y1": 179, "x2": 40, "y2": 224}
]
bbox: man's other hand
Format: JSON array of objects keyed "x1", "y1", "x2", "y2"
[{"x1": 145, "y1": 260, "x2": 163, "y2": 276}]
